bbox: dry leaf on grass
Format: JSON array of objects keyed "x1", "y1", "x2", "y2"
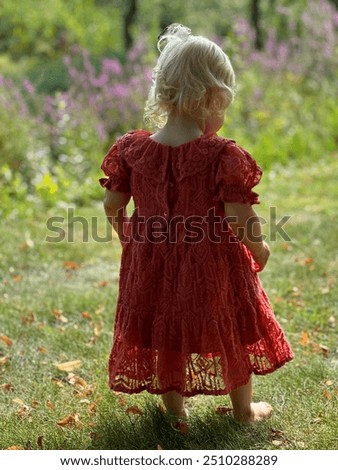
[
  {"x1": 97, "y1": 280, "x2": 109, "y2": 287},
  {"x1": 1, "y1": 383, "x2": 14, "y2": 392},
  {"x1": 0, "y1": 355, "x2": 10, "y2": 366},
  {"x1": 67, "y1": 373, "x2": 88, "y2": 388},
  {"x1": 52, "y1": 309, "x2": 68, "y2": 323},
  {"x1": 272, "y1": 440, "x2": 284, "y2": 446},
  {"x1": 299, "y1": 331, "x2": 310, "y2": 346},
  {"x1": 46, "y1": 399, "x2": 55, "y2": 410},
  {"x1": 92, "y1": 321, "x2": 104, "y2": 337},
  {"x1": 270, "y1": 428, "x2": 285, "y2": 438},
  {"x1": 215, "y1": 406, "x2": 233, "y2": 415},
  {"x1": 125, "y1": 406, "x2": 144, "y2": 415},
  {"x1": 323, "y1": 389, "x2": 331, "y2": 400},
  {"x1": 319, "y1": 344, "x2": 329, "y2": 357},
  {"x1": 12, "y1": 274, "x2": 23, "y2": 282},
  {"x1": 57, "y1": 414, "x2": 80, "y2": 427},
  {"x1": 82, "y1": 311, "x2": 91, "y2": 319},
  {"x1": 12, "y1": 398, "x2": 25, "y2": 406},
  {"x1": 88, "y1": 402, "x2": 97, "y2": 413},
  {"x1": 6, "y1": 445, "x2": 25, "y2": 450},
  {"x1": 55, "y1": 360, "x2": 82, "y2": 372},
  {"x1": 21, "y1": 312, "x2": 35, "y2": 325},
  {"x1": 64, "y1": 261, "x2": 81, "y2": 270},
  {"x1": 38, "y1": 346, "x2": 48, "y2": 354},
  {"x1": 0, "y1": 335, "x2": 13, "y2": 347},
  {"x1": 17, "y1": 405, "x2": 31, "y2": 420},
  {"x1": 51, "y1": 378, "x2": 65, "y2": 388}
]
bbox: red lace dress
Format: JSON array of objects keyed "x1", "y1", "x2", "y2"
[{"x1": 99, "y1": 130, "x2": 294, "y2": 397}]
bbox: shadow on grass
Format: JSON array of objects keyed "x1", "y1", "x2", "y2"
[{"x1": 90, "y1": 396, "x2": 271, "y2": 450}]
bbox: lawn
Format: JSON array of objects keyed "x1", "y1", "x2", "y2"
[{"x1": 0, "y1": 157, "x2": 337, "y2": 450}]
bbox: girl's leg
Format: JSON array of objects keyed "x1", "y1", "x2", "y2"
[
  {"x1": 162, "y1": 390, "x2": 187, "y2": 418},
  {"x1": 229, "y1": 376, "x2": 272, "y2": 424}
]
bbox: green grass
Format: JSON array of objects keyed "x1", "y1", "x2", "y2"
[{"x1": 0, "y1": 157, "x2": 337, "y2": 450}]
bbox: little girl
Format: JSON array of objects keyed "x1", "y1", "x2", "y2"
[{"x1": 99, "y1": 24, "x2": 294, "y2": 426}]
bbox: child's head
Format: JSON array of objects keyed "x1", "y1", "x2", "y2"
[{"x1": 144, "y1": 24, "x2": 236, "y2": 129}]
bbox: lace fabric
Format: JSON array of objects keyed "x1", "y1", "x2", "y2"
[{"x1": 99, "y1": 130, "x2": 294, "y2": 396}]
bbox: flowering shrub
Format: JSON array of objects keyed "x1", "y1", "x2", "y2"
[
  {"x1": 224, "y1": 0, "x2": 337, "y2": 166},
  {"x1": 0, "y1": 0, "x2": 337, "y2": 216}
]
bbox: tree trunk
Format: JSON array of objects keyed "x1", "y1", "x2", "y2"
[
  {"x1": 123, "y1": 0, "x2": 137, "y2": 50},
  {"x1": 250, "y1": 0, "x2": 263, "y2": 50}
]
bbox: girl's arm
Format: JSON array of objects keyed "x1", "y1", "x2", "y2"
[
  {"x1": 103, "y1": 189, "x2": 131, "y2": 242},
  {"x1": 224, "y1": 202, "x2": 270, "y2": 271}
]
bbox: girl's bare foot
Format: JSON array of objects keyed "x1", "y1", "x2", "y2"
[{"x1": 233, "y1": 401, "x2": 273, "y2": 424}]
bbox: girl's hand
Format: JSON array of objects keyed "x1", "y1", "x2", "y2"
[{"x1": 252, "y1": 241, "x2": 270, "y2": 271}]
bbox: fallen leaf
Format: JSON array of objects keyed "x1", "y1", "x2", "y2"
[
  {"x1": 46, "y1": 399, "x2": 55, "y2": 410},
  {"x1": 303, "y1": 257, "x2": 314, "y2": 265},
  {"x1": 215, "y1": 406, "x2": 233, "y2": 415},
  {"x1": 64, "y1": 261, "x2": 80, "y2": 270},
  {"x1": 88, "y1": 402, "x2": 97, "y2": 413},
  {"x1": 82, "y1": 311, "x2": 91, "y2": 319},
  {"x1": 55, "y1": 360, "x2": 82, "y2": 372},
  {"x1": 37, "y1": 436, "x2": 43, "y2": 449},
  {"x1": 6, "y1": 445, "x2": 25, "y2": 450},
  {"x1": 12, "y1": 274, "x2": 23, "y2": 282},
  {"x1": 281, "y1": 243, "x2": 290, "y2": 251},
  {"x1": 73, "y1": 385, "x2": 96, "y2": 398},
  {"x1": 12, "y1": 398, "x2": 25, "y2": 406},
  {"x1": 0, "y1": 355, "x2": 11, "y2": 366},
  {"x1": 319, "y1": 345, "x2": 329, "y2": 357},
  {"x1": 296, "y1": 441, "x2": 305, "y2": 448},
  {"x1": 93, "y1": 321, "x2": 104, "y2": 337},
  {"x1": 270, "y1": 428, "x2": 285, "y2": 438},
  {"x1": 38, "y1": 346, "x2": 48, "y2": 354},
  {"x1": 51, "y1": 378, "x2": 65, "y2": 388},
  {"x1": 310, "y1": 417, "x2": 321, "y2": 424},
  {"x1": 323, "y1": 389, "x2": 331, "y2": 400},
  {"x1": 57, "y1": 414, "x2": 80, "y2": 427},
  {"x1": 125, "y1": 406, "x2": 144, "y2": 415},
  {"x1": 324, "y1": 380, "x2": 333, "y2": 386},
  {"x1": 21, "y1": 312, "x2": 35, "y2": 324},
  {"x1": 320, "y1": 286, "x2": 330, "y2": 294},
  {"x1": 52, "y1": 309, "x2": 68, "y2": 323},
  {"x1": 0, "y1": 335, "x2": 13, "y2": 347},
  {"x1": 299, "y1": 331, "x2": 310, "y2": 346},
  {"x1": 97, "y1": 280, "x2": 109, "y2": 287},
  {"x1": 0, "y1": 383, "x2": 14, "y2": 392},
  {"x1": 272, "y1": 440, "x2": 284, "y2": 446},
  {"x1": 17, "y1": 405, "x2": 30, "y2": 419},
  {"x1": 67, "y1": 373, "x2": 88, "y2": 388}
]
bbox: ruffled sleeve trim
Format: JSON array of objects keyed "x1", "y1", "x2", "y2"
[
  {"x1": 99, "y1": 136, "x2": 131, "y2": 193},
  {"x1": 214, "y1": 141, "x2": 262, "y2": 205}
]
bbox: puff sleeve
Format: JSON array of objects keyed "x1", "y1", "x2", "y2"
[
  {"x1": 214, "y1": 141, "x2": 262, "y2": 205},
  {"x1": 99, "y1": 139, "x2": 131, "y2": 193}
]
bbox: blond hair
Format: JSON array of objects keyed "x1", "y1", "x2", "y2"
[{"x1": 144, "y1": 24, "x2": 236, "y2": 129}]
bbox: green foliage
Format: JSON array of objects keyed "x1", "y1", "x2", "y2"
[{"x1": 225, "y1": 72, "x2": 337, "y2": 168}]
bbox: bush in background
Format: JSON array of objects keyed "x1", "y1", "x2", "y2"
[{"x1": 0, "y1": 0, "x2": 336, "y2": 217}]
